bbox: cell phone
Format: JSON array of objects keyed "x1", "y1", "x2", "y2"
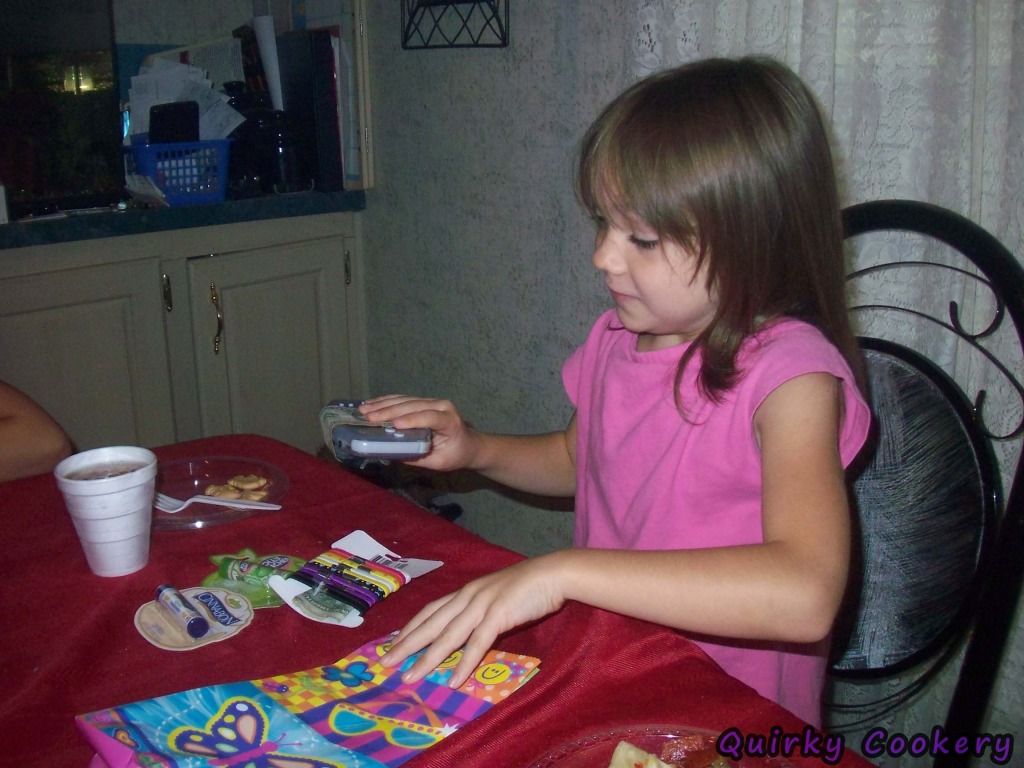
[
  {"x1": 332, "y1": 423, "x2": 432, "y2": 460},
  {"x1": 148, "y1": 101, "x2": 199, "y2": 143}
]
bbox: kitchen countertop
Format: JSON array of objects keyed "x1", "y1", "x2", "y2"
[{"x1": 0, "y1": 190, "x2": 365, "y2": 251}]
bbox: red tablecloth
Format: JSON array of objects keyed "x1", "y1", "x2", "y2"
[{"x1": 0, "y1": 434, "x2": 874, "y2": 767}]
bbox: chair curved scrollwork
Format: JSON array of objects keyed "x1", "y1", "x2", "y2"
[{"x1": 828, "y1": 200, "x2": 1024, "y2": 766}]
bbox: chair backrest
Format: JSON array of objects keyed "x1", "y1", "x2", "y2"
[
  {"x1": 832, "y1": 200, "x2": 1024, "y2": 745},
  {"x1": 832, "y1": 338, "x2": 998, "y2": 673}
]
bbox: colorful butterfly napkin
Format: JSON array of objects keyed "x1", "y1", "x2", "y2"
[{"x1": 76, "y1": 633, "x2": 540, "y2": 768}]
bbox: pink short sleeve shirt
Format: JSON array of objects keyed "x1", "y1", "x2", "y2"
[{"x1": 562, "y1": 310, "x2": 872, "y2": 725}]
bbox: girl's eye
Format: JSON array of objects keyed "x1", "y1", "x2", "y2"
[{"x1": 629, "y1": 235, "x2": 659, "y2": 250}]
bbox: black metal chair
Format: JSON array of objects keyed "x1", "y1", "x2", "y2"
[{"x1": 827, "y1": 200, "x2": 1023, "y2": 763}]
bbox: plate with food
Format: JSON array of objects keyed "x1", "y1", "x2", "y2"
[
  {"x1": 152, "y1": 456, "x2": 288, "y2": 531},
  {"x1": 529, "y1": 724, "x2": 786, "y2": 768}
]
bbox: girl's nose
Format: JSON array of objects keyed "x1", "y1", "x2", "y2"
[{"x1": 592, "y1": 234, "x2": 620, "y2": 273}]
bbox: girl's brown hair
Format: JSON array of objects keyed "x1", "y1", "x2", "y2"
[{"x1": 577, "y1": 56, "x2": 862, "y2": 405}]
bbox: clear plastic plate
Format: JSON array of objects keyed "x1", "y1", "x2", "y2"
[
  {"x1": 152, "y1": 456, "x2": 288, "y2": 531},
  {"x1": 528, "y1": 724, "x2": 790, "y2": 768}
]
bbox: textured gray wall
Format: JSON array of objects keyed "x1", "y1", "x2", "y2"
[{"x1": 361, "y1": 3, "x2": 633, "y2": 555}]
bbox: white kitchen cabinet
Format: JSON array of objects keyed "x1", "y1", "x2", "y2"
[
  {"x1": 185, "y1": 236, "x2": 355, "y2": 453},
  {"x1": 0, "y1": 257, "x2": 176, "y2": 450},
  {"x1": 0, "y1": 212, "x2": 366, "y2": 454}
]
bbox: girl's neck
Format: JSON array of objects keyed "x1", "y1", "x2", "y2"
[
  {"x1": 636, "y1": 331, "x2": 694, "y2": 352},
  {"x1": 634, "y1": 314, "x2": 784, "y2": 353}
]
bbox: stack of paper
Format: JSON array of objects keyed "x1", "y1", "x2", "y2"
[{"x1": 128, "y1": 59, "x2": 244, "y2": 141}]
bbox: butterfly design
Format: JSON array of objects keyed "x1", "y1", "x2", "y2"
[
  {"x1": 168, "y1": 696, "x2": 346, "y2": 768},
  {"x1": 136, "y1": 754, "x2": 173, "y2": 768},
  {"x1": 113, "y1": 728, "x2": 138, "y2": 748},
  {"x1": 323, "y1": 661, "x2": 375, "y2": 688},
  {"x1": 111, "y1": 725, "x2": 174, "y2": 767}
]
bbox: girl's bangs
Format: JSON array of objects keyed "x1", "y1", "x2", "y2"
[
  {"x1": 583, "y1": 137, "x2": 661, "y2": 234},
  {"x1": 580, "y1": 133, "x2": 627, "y2": 222},
  {"x1": 579, "y1": 76, "x2": 700, "y2": 245}
]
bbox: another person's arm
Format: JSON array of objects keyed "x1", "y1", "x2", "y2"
[
  {"x1": 378, "y1": 373, "x2": 851, "y2": 687},
  {"x1": 0, "y1": 382, "x2": 72, "y2": 482}
]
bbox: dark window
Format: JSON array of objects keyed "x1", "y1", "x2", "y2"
[{"x1": 0, "y1": 1, "x2": 124, "y2": 218}]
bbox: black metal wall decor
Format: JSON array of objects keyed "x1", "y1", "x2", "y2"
[{"x1": 401, "y1": 1, "x2": 509, "y2": 49}]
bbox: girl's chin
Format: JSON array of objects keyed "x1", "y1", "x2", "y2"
[
  {"x1": 612, "y1": 307, "x2": 654, "y2": 335},
  {"x1": 611, "y1": 306, "x2": 691, "y2": 347},
  {"x1": 611, "y1": 306, "x2": 639, "y2": 330}
]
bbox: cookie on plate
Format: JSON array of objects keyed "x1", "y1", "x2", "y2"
[
  {"x1": 228, "y1": 474, "x2": 268, "y2": 491},
  {"x1": 205, "y1": 483, "x2": 243, "y2": 499},
  {"x1": 608, "y1": 741, "x2": 673, "y2": 768}
]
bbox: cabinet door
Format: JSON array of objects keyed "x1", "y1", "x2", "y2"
[
  {"x1": 0, "y1": 260, "x2": 175, "y2": 449},
  {"x1": 188, "y1": 237, "x2": 352, "y2": 453}
]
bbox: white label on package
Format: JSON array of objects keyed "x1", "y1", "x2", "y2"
[{"x1": 332, "y1": 530, "x2": 444, "y2": 580}]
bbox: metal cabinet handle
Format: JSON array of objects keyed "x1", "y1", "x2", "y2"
[
  {"x1": 209, "y1": 281, "x2": 223, "y2": 354},
  {"x1": 161, "y1": 273, "x2": 173, "y2": 312}
]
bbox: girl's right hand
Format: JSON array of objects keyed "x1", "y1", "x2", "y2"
[{"x1": 359, "y1": 395, "x2": 481, "y2": 472}]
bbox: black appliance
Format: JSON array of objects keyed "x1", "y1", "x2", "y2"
[{"x1": 275, "y1": 29, "x2": 344, "y2": 193}]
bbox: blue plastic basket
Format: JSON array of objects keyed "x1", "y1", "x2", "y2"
[{"x1": 128, "y1": 137, "x2": 231, "y2": 206}]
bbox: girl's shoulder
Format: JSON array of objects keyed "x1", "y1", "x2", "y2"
[
  {"x1": 740, "y1": 317, "x2": 851, "y2": 380},
  {"x1": 743, "y1": 318, "x2": 872, "y2": 467},
  {"x1": 746, "y1": 316, "x2": 835, "y2": 353}
]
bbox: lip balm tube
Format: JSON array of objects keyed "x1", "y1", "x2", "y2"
[{"x1": 155, "y1": 584, "x2": 210, "y2": 639}]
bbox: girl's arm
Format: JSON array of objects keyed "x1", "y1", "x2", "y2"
[
  {"x1": 359, "y1": 395, "x2": 577, "y2": 497},
  {"x1": 380, "y1": 373, "x2": 851, "y2": 687}
]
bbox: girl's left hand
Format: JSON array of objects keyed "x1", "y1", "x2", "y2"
[{"x1": 379, "y1": 553, "x2": 568, "y2": 687}]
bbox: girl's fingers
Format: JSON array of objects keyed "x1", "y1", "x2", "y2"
[
  {"x1": 359, "y1": 394, "x2": 408, "y2": 407},
  {"x1": 377, "y1": 558, "x2": 564, "y2": 688},
  {"x1": 390, "y1": 408, "x2": 447, "y2": 431},
  {"x1": 360, "y1": 397, "x2": 456, "y2": 428},
  {"x1": 384, "y1": 596, "x2": 454, "y2": 651},
  {"x1": 379, "y1": 594, "x2": 462, "y2": 667},
  {"x1": 358, "y1": 395, "x2": 415, "y2": 417},
  {"x1": 448, "y1": 626, "x2": 498, "y2": 688},
  {"x1": 401, "y1": 610, "x2": 483, "y2": 685},
  {"x1": 381, "y1": 590, "x2": 485, "y2": 685}
]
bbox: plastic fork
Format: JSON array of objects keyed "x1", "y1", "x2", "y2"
[{"x1": 154, "y1": 491, "x2": 282, "y2": 514}]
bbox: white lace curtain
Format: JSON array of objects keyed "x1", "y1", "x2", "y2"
[
  {"x1": 632, "y1": 1, "x2": 1021, "y2": 230},
  {"x1": 629, "y1": 0, "x2": 1022, "y2": 756}
]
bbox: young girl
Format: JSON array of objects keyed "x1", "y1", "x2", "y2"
[{"x1": 361, "y1": 56, "x2": 871, "y2": 727}]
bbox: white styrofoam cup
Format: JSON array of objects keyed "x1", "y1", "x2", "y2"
[{"x1": 54, "y1": 446, "x2": 158, "y2": 577}]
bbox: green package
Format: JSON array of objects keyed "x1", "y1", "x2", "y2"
[{"x1": 202, "y1": 549, "x2": 305, "y2": 608}]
